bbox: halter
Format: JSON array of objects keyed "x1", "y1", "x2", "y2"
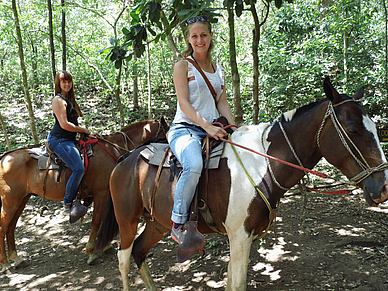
[{"x1": 316, "y1": 99, "x2": 388, "y2": 185}]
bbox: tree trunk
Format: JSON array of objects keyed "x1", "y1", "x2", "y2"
[
  {"x1": 114, "y1": 66, "x2": 125, "y2": 127},
  {"x1": 133, "y1": 56, "x2": 139, "y2": 110},
  {"x1": 0, "y1": 110, "x2": 12, "y2": 150},
  {"x1": 227, "y1": 9, "x2": 243, "y2": 125},
  {"x1": 61, "y1": 0, "x2": 67, "y2": 71},
  {"x1": 384, "y1": 0, "x2": 388, "y2": 93},
  {"x1": 160, "y1": 10, "x2": 181, "y2": 62},
  {"x1": 146, "y1": 41, "x2": 152, "y2": 119},
  {"x1": 47, "y1": 0, "x2": 56, "y2": 81},
  {"x1": 12, "y1": 0, "x2": 39, "y2": 144},
  {"x1": 250, "y1": 2, "x2": 260, "y2": 125},
  {"x1": 343, "y1": 7, "x2": 348, "y2": 87}
]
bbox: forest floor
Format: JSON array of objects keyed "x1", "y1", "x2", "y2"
[{"x1": 1, "y1": 185, "x2": 388, "y2": 291}]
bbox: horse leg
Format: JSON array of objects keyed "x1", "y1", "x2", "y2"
[
  {"x1": 6, "y1": 194, "x2": 31, "y2": 268},
  {"x1": 132, "y1": 217, "x2": 169, "y2": 291},
  {"x1": 0, "y1": 187, "x2": 28, "y2": 272},
  {"x1": 225, "y1": 229, "x2": 253, "y2": 291},
  {"x1": 86, "y1": 190, "x2": 109, "y2": 265},
  {"x1": 0, "y1": 230, "x2": 10, "y2": 272},
  {"x1": 118, "y1": 245, "x2": 133, "y2": 291}
]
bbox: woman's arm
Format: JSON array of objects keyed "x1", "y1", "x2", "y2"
[
  {"x1": 52, "y1": 96, "x2": 90, "y2": 135},
  {"x1": 216, "y1": 88, "x2": 235, "y2": 126}
]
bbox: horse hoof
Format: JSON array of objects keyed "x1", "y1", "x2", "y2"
[
  {"x1": 87, "y1": 253, "x2": 99, "y2": 265},
  {"x1": 14, "y1": 259, "x2": 29, "y2": 269},
  {"x1": 12, "y1": 256, "x2": 27, "y2": 268},
  {"x1": 1, "y1": 262, "x2": 12, "y2": 273},
  {"x1": 103, "y1": 244, "x2": 113, "y2": 253}
]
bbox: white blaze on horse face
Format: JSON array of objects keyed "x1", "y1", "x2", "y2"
[
  {"x1": 363, "y1": 115, "x2": 388, "y2": 188},
  {"x1": 223, "y1": 124, "x2": 271, "y2": 235},
  {"x1": 282, "y1": 109, "x2": 297, "y2": 122},
  {"x1": 363, "y1": 115, "x2": 387, "y2": 163}
]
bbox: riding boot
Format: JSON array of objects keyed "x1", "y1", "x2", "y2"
[{"x1": 69, "y1": 200, "x2": 88, "y2": 224}]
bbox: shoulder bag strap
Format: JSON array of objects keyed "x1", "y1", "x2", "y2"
[{"x1": 185, "y1": 58, "x2": 217, "y2": 104}]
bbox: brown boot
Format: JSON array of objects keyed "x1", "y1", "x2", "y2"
[{"x1": 69, "y1": 200, "x2": 88, "y2": 224}]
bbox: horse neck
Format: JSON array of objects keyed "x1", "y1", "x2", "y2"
[{"x1": 267, "y1": 100, "x2": 329, "y2": 190}]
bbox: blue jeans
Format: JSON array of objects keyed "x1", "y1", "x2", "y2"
[
  {"x1": 47, "y1": 134, "x2": 84, "y2": 204},
  {"x1": 167, "y1": 124, "x2": 207, "y2": 224}
]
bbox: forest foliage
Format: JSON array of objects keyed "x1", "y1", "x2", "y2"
[{"x1": 0, "y1": 0, "x2": 387, "y2": 153}]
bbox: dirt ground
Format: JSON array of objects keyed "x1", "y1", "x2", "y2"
[{"x1": 1, "y1": 187, "x2": 388, "y2": 291}]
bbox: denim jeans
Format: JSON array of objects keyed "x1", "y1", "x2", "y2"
[
  {"x1": 167, "y1": 124, "x2": 207, "y2": 224},
  {"x1": 47, "y1": 133, "x2": 84, "y2": 204}
]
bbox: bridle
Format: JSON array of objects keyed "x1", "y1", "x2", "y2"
[{"x1": 316, "y1": 99, "x2": 388, "y2": 185}]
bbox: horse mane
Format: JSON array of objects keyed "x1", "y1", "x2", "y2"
[
  {"x1": 120, "y1": 119, "x2": 156, "y2": 132},
  {"x1": 279, "y1": 98, "x2": 327, "y2": 123}
]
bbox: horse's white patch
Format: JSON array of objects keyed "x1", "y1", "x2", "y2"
[
  {"x1": 363, "y1": 115, "x2": 388, "y2": 184},
  {"x1": 282, "y1": 109, "x2": 297, "y2": 122},
  {"x1": 223, "y1": 124, "x2": 271, "y2": 234},
  {"x1": 364, "y1": 115, "x2": 387, "y2": 162}
]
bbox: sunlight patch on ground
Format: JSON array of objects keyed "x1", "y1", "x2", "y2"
[
  {"x1": 206, "y1": 279, "x2": 227, "y2": 288},
  {"x1": 334, "y1": 226, "x2": 365, "y2": 236},
  {"x1": 257, "y1": 237, "x2": 295, "y2": 263},
  {"x1": 7, "y1": 273, "x2": 36, "y2": 286},
  {"x1": 24, "y1": 273, "x2": 57, "y2": 288},
  {"x1": 252, "y1": 262, "x2": 281, "y2": 281},
  {"x1": 366, "y1": 204, "x2": 388, "y2": 213}
]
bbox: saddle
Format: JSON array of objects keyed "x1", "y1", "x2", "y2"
[
  {"x1": 28, "y1": 139, "x2": 94, "y2": 203},
  {"x1": 140, "y1": 116, "x2": 233, "y2": 262}
]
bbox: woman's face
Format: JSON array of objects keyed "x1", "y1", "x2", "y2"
[
  {"x1": 59, "y1": 73, "x2": 73, "y2": 95},
  {"x1": 188, "y1": 22, "x2": 213, "y2": 55}
]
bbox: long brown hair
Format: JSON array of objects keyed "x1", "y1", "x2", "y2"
[
  {"x1": 54, "y1": 71, "x2": 83, "y2": 117},
  {"x1": 182, "y1": 19, "x2": 214, "y2": 64}
]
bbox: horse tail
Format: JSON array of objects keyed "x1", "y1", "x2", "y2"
[{"x1": 95, "y1": 192, "x2": 119, "y2": 251}]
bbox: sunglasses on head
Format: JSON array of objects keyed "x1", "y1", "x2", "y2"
[{"x1": 187, "y1": 15, "x2": 209, "y2": 24}]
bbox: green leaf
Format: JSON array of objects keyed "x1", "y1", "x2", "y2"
[
  {"x1": 115, "y1": 59, "x2": 122, "y2": 69},
  {"x1": 275, "y1": 0, "x2": 283, "y2": 9},
  {"x1": 235, "y1": 3, "x2": 243, "y2": 17}
]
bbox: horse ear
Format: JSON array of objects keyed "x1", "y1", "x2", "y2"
[
  {"x1": 352, "y1": 86, "x2": 364, "y2": 100},
  {"x1": 323, "y1": 76, "x2": 340, "y2": 102}
]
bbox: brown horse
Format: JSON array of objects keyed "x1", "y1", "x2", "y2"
[
  {"x1": 96, "y1": 78, "x2": 388, "y2": 291},
  {"x1": 0, "y1": 117, "x2": 169, "y2": 272}
]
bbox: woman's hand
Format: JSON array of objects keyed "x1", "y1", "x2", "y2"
[{"x1": 204, "y1": 123, "x2": 228, "y2": 140}]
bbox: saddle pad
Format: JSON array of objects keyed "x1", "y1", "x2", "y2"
[
  {"x1": 140, "y1": 142, "x2": 224, "y2": 169},
  {"x1": 29, "y1": 147, "x2": 59, "y2": 170}
]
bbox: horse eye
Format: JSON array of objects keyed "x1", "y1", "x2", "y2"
[{"x1": 347, "y1": 126, "x2": 358, "y2": 134}]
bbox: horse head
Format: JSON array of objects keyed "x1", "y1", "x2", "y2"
[{"x1": 320, "y1": 77, "x2": 388, "y2": 206}]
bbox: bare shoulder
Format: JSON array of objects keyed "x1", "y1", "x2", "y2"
[
  {"x1": 52, "y1": 95, "x2": 66, "y2": 107},
  {"x1": 174, "y1": 59, "x2": 188, "y2": 72}
]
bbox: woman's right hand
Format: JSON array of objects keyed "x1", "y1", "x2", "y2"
[{"x1": 205, "y1": 124, "x2": 228, "y2": 141}]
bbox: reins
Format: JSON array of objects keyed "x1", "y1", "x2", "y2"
[
  {"x1": 317, "y1": 100, "x2": 388, "y2": 185},
  {"x1": 212, "y1": 99, "x2": 388, "y2": 239}
]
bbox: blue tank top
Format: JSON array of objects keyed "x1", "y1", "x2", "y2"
[{"x1": 49, "y1": 94, "x2": 79, "y2": 141}]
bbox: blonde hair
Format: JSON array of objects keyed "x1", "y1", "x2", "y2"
[{"x1": 182, "y1": 20, "x2": 214, "y2": 64}]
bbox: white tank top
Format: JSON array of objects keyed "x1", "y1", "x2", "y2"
[{"x1": 172, "y1": 56, "x2": 225, "y2": 126}]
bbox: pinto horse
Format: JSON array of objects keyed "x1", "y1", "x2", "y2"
[
  {"x1": 0, "y1": 117, "x2": 169, "y2": 272},
  {"x1": 96, "y1": 78, "x2": 388, "y2": 291}
]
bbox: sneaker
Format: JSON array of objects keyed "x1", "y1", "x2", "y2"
[
  {"x1": 171, "y1": 223, "x2": 184, "y2": 244},
  {"x1": 63, "y1": 203, "x2": 72, "y2": 214}
]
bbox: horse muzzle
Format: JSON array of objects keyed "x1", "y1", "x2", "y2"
[{"x1": 362, "y1": 171, "x2": 388, "y2": 206}]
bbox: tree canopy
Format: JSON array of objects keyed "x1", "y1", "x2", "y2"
[{"x1": 1, "y1": 0, "x2": 387, "y2": 153}]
